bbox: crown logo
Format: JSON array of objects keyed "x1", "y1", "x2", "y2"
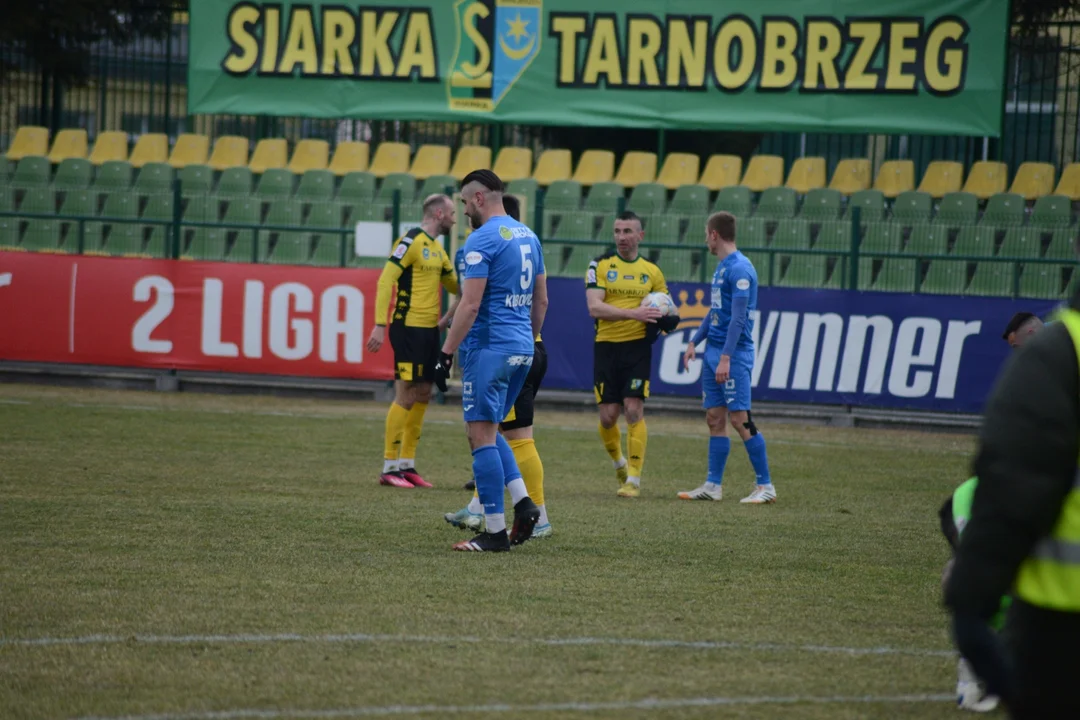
[{"x1": 675, "y1": 289, "x2": 709, "y2": 329}]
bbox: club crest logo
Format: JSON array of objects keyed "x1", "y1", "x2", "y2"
[
  {"x1": 448, "y1": 0, "x2": 542, "y2": 112},
  {"x1": 499, "y1": 225, "x2": 514, "y2": 240},
  {"x1": 606, "y1": 270, "x2": 618, "y2": 282}
]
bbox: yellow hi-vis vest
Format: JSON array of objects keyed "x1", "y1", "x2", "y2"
[{"x1": 1015, "y1": 308, "x2": 1080, "y2": 612}]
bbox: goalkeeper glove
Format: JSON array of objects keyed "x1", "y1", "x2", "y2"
[{"x1": 433, "y1": 352, "x2": 454, "y2": 393}]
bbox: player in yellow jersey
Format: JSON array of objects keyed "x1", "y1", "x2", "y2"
[
  {"x1": 366, "y1": 194, "x2": 458, "y2": 488},
  {"x1": 585, "y1": 210, "x2": 674, "y2": 498}
]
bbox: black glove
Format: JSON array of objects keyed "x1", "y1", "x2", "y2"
[
  {"x1": 433, "y1": 351, "x2": 454, "y2": 393},
  {"x1": 657, "y1": 314, "x2": 680, "y2": 334},
  {"x1": 952, "y1": 611, "x2": 1014, "y2": 704}
]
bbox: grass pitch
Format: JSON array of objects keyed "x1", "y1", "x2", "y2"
[{"x1": 0, "y1": 385, "x2": 983, "y2": 719}]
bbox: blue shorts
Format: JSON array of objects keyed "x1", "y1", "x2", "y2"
[
  {"x1": 461, "y1": 347, "x2": 533, "y2": 423},
  {"x1": 702, "y1": 347, "x2": 754, "y2": 411}
]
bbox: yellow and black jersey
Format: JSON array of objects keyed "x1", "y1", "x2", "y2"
[
  {"x1": 585, "y1": 252, "x2": 668, "y2": 343},
  {"x1": 375, "y1": 228, "x2": 458, "y2": 328}
]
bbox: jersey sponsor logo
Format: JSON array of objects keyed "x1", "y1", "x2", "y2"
[
  {"x1": 711, "y1": 288, "x2": 722, "y2": 308},
  {"x1": 499, "y1": 225, "x2": 514, "y2": 240},
  {"x1": 736, "y1": 278, "x2": 751, "y2": 291},
  {"x1": 606, "y1": 270, "x2": 618, "y2": 282},
  {"x1": 508, "y1": 355, "x2": 534, "y2": 367},
  {"x1": 623, "y1": 274, "x2": 635, "y2": 280},
  {"x1": 465, "y1": 251, "x2": 483, "y2": 265},
  {"x1": 392, "y1": 243, "x2": 409, "y2": 260},
  {"x1": 504, "y1": 293, "x2": 533, "y2": 308}
]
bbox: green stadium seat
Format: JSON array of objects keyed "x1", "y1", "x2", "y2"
[
  {"x1": 777, "y1": 254, "x2": 827, "y2": 288},
  {"x1": 179, "y1": 165, "x2": 213, "y2": 194},
  {"x1": 1045, "y1": 231, "x2": 1075, "y2": 259},
  {"x1": 681, "y1": 214, "x2": 709, "y2": 245},
  {"x1": 0, "y1": 212, "x2": 17, "y2": 247},
  {"x1": 141, "y1": 193, "x2": 174, "y2": 257},
  {"x1": 860, "y1": 221, "x2": 902, "y2": 254},
  {"x1": 256, "y1": 168, "x2": 295, "y2": 198},
  {"x1": 223, "y1": 198, "x2": 261, "y2": 261},
  {"x1": 58, "y1": 190, "x2": 94, "y2": 249},
  {"x1": 770, "y1": 218, "x2": 810, "y2": 249},
  {"x1": 627, "y1": 182, "x2": 666, "y2": 214},
  {"x1": 739, "y1": 216, "x2": 767, "y2": 248},
  {"x1": 967, "y1": 261, "x2": 1015, "y2": 296},
  {"x1": 551, "y1": 212, "x2": 592, "y2": 241},
  {"x1": 307, "y1": 203, "x2": 345, "y2": 267},
  {"x1": 346, "y1": 203, "x2": 384, "y2": 225},
  {"x1": 311, "y1": 236, "x2": 344, "y2": 267},
  {"x1": 983, "y1": 192, "x2": 1025, "y2": 226},
  {"x1": 182, "y1": 196, "x2": 226, "y2": 260},
  {"x1": 661, "y1": 248, "x2": 704, "y2": 282},
  {"x1": 0, "y1": 186, "x2": 10, "y2": 212},
  {"x1": 742, "y1": 251, "x2": 772, "y2": 285},
  {"x1": 584, "y1": 182, "x2": 624, "y2": 213},
  {"x1": 507, "y1": 178, "x2": 539, "y2": 208},
  {"x1": 935, "y1": 192, "x2": 979, "y2": 227},
  {"x1": 0, "y1": 157, "x2": 11, "y2": 183},
  {"x1": 920, "y1": 260, "x2": 969, "y2": 294},
  {"x1": 951, "y1": 226, "x2": 997, "y2": 256},
  {"x1": 564, "y1": 245, "x2": 600, "y2": 278},
  {"x1": 133, "y1": 162, "x2": 174, "y2": 194},
  {"x1": 800, "y1": 188, "x2": 842, "y2": 221},
  {"x1": 857, "y1": 257, "x2": 876, "y2": 290},
  {"x1": 905, "y1": 225, "x2": 948, "y2": 256},
  {"x1": 12, "y1": 156, "x2": 51, "y2": 187},
  {"x1": 19, "y1": 187, "x2": 55, "y2": 214},
  {"x1": 337, "y1": 171, "x2": 377, "y2": 201},
  {"x1": 997, "y1": 227, "x2": 1044, "y2": 258},
  {"x1": 756, "y1": 187, "x2": 797, "y2": 219},
  {"x1": 54, "y1": 158, "x2": 92, "y2": 189},
  {"x1": 1031, "y1": 195, "x2": 1072, "y2": 228},
  {"x1": 93, "y1": 160, "x2": 133, "y2": 192},
  {"x1": 297, "y1": 170, "x2": 335, "y2": 201},
  {"x1": 643, "y1": 214, "x2": 678, "y2": 243},
  {"x1": 714, "y1": 186, "x2": 751, "y2": 216},
  {"x1": 670, "y1": 184, "x2": 709, "y2": 215},
  {"x1": 418, "y1": 174, "x2": 457, "y2": 198},
  {"x1": 891, "y1": 191, "x2": 933, "y2": 224},
  {"x1": 539, "y1": 242, "x2": 567, "y2": 275},
  {"x1": 847, "y1": 189, "x2": 885, "y2": 221},
  {"x1": 21, "y1": 219, "x2": 62, "y2": 251},
  {"x1": 93, "y1": 192, "x2": 140, "y2": 255},
  {"x1": 544, "y1": 180, "x2": 582, "y2": 213},
  {"x1": 217, "y1": 167, "x2": 253, "y2": 196},
  {"x1": 264, "y1": 200, "x2": 305, "y2": 264},
  {"x1": 814, "y1": 222, "x2": 852, "y2": 251},
  {"x1": 873, "y1": 258, "x2": 919, "y2": 293},
  {"x1": 824, "y1": 256, "x2": 847, "y2": 289},
  {"x1": 1020, "y1": 264, "x2": 1068, "y2": 299},
  {"x1": 376, "y1": 173, "x2": 416, "y2": 203}
]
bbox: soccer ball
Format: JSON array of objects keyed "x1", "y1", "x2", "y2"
[{"x1": 641, "y1": 292, "x2": 678, "y2": 317}]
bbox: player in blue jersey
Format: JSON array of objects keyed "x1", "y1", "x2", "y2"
[
  {"x1": 433, "y1": 170, "x2": 549, "y2": 552},
  {"x1": 678, "y1": 212, "x2": 777, "y2": 504}
]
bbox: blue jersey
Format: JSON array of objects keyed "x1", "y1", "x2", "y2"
[
  {"x1": 706, "y1": 250, "x2": 757, "y2": 353},
  {"x1": 461, "y1": 216, "x2": 544, "y2": 354},
  {"x1": 454, "y1": 247, "x2": 467, "y2": 287}
]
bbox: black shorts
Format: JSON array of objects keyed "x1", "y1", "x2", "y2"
[
  {"x1": 501, "y1": 341, "x2": 547, "y2": 431},
  {"x1": 389, "y1": 323, "x2": 439, "y2": 383},
  {"x1": 594, "y1": 339, "x2": 651, "y2": 405}
]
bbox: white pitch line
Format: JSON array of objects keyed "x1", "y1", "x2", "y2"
[
  {"x1": 0, "y1": 631, "x2": 955, "y2": 658},
  {"x1": 74, "y1": 693, "x2": 955, "y2": 720}
]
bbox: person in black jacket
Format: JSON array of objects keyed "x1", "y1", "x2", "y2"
[{"x1": 945, "y1": 293, "x2": 1080, "y2": 719}]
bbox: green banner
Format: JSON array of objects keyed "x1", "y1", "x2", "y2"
[{"x1": 189, "y1": 0, "x2": 1010, "y2": 136}]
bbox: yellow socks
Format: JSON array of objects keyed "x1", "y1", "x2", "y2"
[
  {"x1": 383, "y1": 403, "x2": 409, "y2": 470},
  {"x1": 598, "y1": 422, "x2": 624, "y2": 463},
  {"x1": 627, "y1": 419, "x2": 647, "y2": 484},
  {"x1": 509, "y1": 437, "x2": 544, "y2": 506},
  {"x1": 399, "y1": 402, "x2": 428, "y2": 467}
]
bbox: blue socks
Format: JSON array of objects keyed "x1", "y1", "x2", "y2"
[
  {"x1": 744, "y1": 434, "x2": 771, "y2": 485},
  {"x1": 472, "y1": 445, "x2": 505, "y2": 515},
  {"x1": 495, "y1": 434, "x2": 523, "y2": 485},
  {"x1": 707, "y1": 436, "x2": 731, "y2": 485}
]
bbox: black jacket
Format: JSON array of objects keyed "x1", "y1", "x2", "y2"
[{"x1": 945, "y1": 291, "x2": 1080, "y2": 619}]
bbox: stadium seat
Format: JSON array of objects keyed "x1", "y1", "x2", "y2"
[
  {"x1": 88, "y1": 131, "x2": 128, "y2": 166},
  {"x1": 19, "y1": 187, "x2": 56, "y2": 216},
  {"x1": 1020, "y1": 264, "x2": 1068, "y2": 298},
  {"x1": 309, "y1": 204, "x2": 347, "y2": 267},
  {"x1": 418, "y1": 174, "x2": 458, "y2": 198},
  {"x1": 181, "y1": 196, "x2": 224, "y2": 259},
  {"x1": 507, "y1": 178, "x2": 539, "y2": 206},
  {"x1": 1031, "y1": 195, "x2": 1072, "y2": 227},
  {"x1": 1053, "y1": 163, "x2": 1080, "y2": 201},
  {"x1": 207, "y1": 136, "x2": 250, "y2": 171},
  {"x1": 12, "y1": 156, "x2": 51, "y2": 187},
  {"x1": 918, "y1": 161, "x2": 964, "y2": 198},
  {"x1": 891, "y1": 191, "x2": 933, "y2": 224},
  {"x1": 329, "y1": 141, "x2": 370, "y2": 176},
  {"x1": 873, "y1": 258, "x2": 919, "y2": 292},
  {"x1": 566, "y1": 245, "x2": 603, "y2": 277},
  {"x1": 656, "y1": 153, "x2": 700, "y2": 191},
  {"x1": 593, "y1": 214, "x2": 615, "y2": 241},
  {"x1": 368, "y1": 142, "x2": 411, "y2": 179},
  {"x1": 770, "y1": 218, "x2": 810, "y2": 249},
  {"x1": 450, "y1": 145, "x2": 492, "y2": 181},
  {"x1": 1009, "y1": 162, "x2": 1055, "y2": 201},
  {"x1": 905, "y1": 225, "x2": 949, "y2": 256},
  {"x1": 613, "y1": 151, "x2": 657, "y2": 187},
  {"x1": 0, "y1": 156, "x2": 11, "y2": 182},
  {"x1": 962, "y1": 161, "x2": 1008, "y2": 200},
  {"x1": 861, "y1": 222, "x2": 903, "y2": 254},
  {"x1": 739, "y1": 217, "x2": 768, "y2": 248},
  {"x1": 814, "y1": 222, "x2": 852, "y2": 251},
  {"x1": 296, "y1": 170, "x2": 334, "y2": 200},
  {"x1": 935, "y1": 192, "x2": 979, "y2": 227},
  {"x1": 133, "y1": 162, "x2": 174, "y2": 194},
  {"x1": 47, "y1": 129, "x2": 88, "y2": 163},
  {"x1": 998, "y1": 227, "x2": 1044, "y2": 259},
  {"x1": 58, "y1": 190, "x2": 95, "y2": 249},
  {"x1": 847, "y1": 189, "x2": 886, "y2": 221},
  {"x1": 743, "y1": 251, "x2": 772, "y2": 285},
  {"x1": 777, "y1": 254, "x2": 827, "y2": 288},
  {"x1": 217, "y1": 167, "x2": 253, "y2": 196},
  {"x1": 265, "y1": 200, "x2": 307, "y2": 264},
  {"x1": 376, "y1": 173, "x2": 416, "y2": 203},
  {"x1": 800, "y1": 188, "x2": 842, "y2": 221},
  {"x1": 920, "y1": 260, "x2": 969, "y2": 294},
  {"x1": 544, "y1": 180, "x2": 582, "y2": 211},
  {"x1": 54, "y1": 158, "x2": 92, "y2": 189},
  {"x1": 91, "y1": 192, "x2": 140, "y2": 255},
  {"x1": 670, "y1": 184, "x2": 709, "y2": 215},
  {"x1": 713, "y1": 186, "x2": 751, "y2": 216},
  {"x1": 6, "y1": 126, "x2": 49, "y2": 161},
  {"x1": 682, "y1": 214, "x2": 708, "y2": 244},
  {"x1": 756, "y1": 187, "x2": 797, "y2": 219},
  {"x1": 337, "y1": 171, "x2": 377, "y2": 202},
  {"x1": 550, "y1": 212, "x2": 592, "y2": 241},
  {"x1": 256, "y1": 168, "x2": 295, "y2": 198},
  {"x1": 492, "y1": 147, "x2": 533, "y2": 182},
  {"x1": 785, "y1": 157, "x2": 826, "y2": 194},
  {"x1": 584, "y1": 182, "x2": 624, "y2": 213},
  {"x1": 93, "y1": 161, "x2": 133, "y2": 192},
  {"x1": 1046, "y1": 231, "x2": 1076, "y2": 259},
  {"x1": 21, "y1": 215, "x2": 62, "y2": 251},
  {"x1": 642, "y1": 214, "x2": 679, "y2": 243},
  {"x1": 533, "y1": 149, "x2": 573, "y2": 186},
  {"x1": 952, "y1": 226, "x2": 997, "y2": 256},
  {"x1": 699, "y1": 154, "x2": 742, "y2": 191},
  {"x1": 572, "y1": 150, "x2": 615, "y2": 186},
  {"x1": 873, "y1": 160, "x2": 915, "y2": 199},
  {"x1": 248, "y1": 138, "x2": 287, "y2": 174},
  {"x1": 169, "y1": 134, "x2": 210, "y2": 169},
  {"x1": 968, "y1": 261, "x2": 1014, "y2": 296},
  {"x1": 661, "y1": 249, "x2": 704, "y2": 282},
  {"x1": 627, "y1": 183, "x2": 665, "y2": 214},
  {"x1": 141, "y1": 192, "x2": 174, "y2": 256},
  {"x1": 410, "y1": 144, "x2": 451, "y2": 180},
  {"x1": 741, "y1": 155, "x2": 784, "y2": 193},
  {"x1": 829, "y1": 159, "x2": 871, "y2": 195},
  {"x1": 983, "y1": 192, "x2": 1025, "y2": 226},
  {"x1": 287, "y1": 139, "x2": 329, "y2": 174},
  {"x1": 129, "y1": 134, "x2": 168, "y2": 168},
  {"x1": 223, "y1": 198, "x2": 261, "y2": 261},
  {"x1": 179, "y1": 165, "x2": 213, "y2": 194}
]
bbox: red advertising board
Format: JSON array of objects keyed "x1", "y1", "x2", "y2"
[{"x1": 0, "y1": 252, "x2": 395, "y2": 380}]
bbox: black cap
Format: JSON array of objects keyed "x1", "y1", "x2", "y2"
[
  {"x1": 460, "y1": 169, "x2": 504, "y2": 192},
  {"x1": 1002, "y1": 311, "x2": 1037, "y2": 339}
]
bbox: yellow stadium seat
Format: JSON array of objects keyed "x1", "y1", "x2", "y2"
[
  {"x1": 572, "y1": 150, "x2": 615, "y2": 185},
  {"x1": 248, "y1": 138, "x2": 287, "y2": 173},
  {"x1": 369, "y1": 141, "x2": 411, "y2": 178},
  {"x1": 1009, "y1": 161, "x2": 1055, "y2": 201},
  {"x1": 168, "y1": 134, "x2": 210, "y2": 168},
  {"x1": 287, "y1": 139, "x2": 329, "y2": 174},
  {"x1": 699, "y1": 154, "x2": 742, "y2": 191},
  {"x1": 917, "y1": 161, "x2": 964, "y2": 198},
  {"x1": 207, "y1": 135, "x2": 249, "y2": 171},
  {"x1": 1054, "y1": 163, "x2": 1080, "y2": 201},
  {"x1": 873, "y1": 160, "x2": 915, "y2": 199},
  {"x1": 47, "y1": 129, "x2": 88, "y2": 163},
  {"x1": 962, "y1": 161, "x2": 1009, "y2": 200},
  {"x1": 785, "y1": 157, "x2": 826, "y2": 194},
  {"x1": 88, "y1": 131, "x2": 128, "y2": 165},
  {"x1": 129, "y1": 134, "x2": 168, "y2": 168},
  {"x1": 613, "y1": 151, "x2": 657, "y2": 187},
  {"x1": 451, "y1": 145, "x2": 493, "y2": 180},
  {"x1": 6, "y1": 126, "x2": 49, "y2": 161},
  {"x1": 492, "y1": 147, "x2": 533, "y2": 182},
  {"x1": 532, "y1": 149, "x2": 572, "y2": 185},
  {"x1": 328, "y1": 141, "x2": 369, "y2": 175},
  {"x1": 828, "y1": 159, "x2": 871, "y2": 195},
  {"x1": 409, "y1": 144, "x2": 452, "y2": 180},
  {"x1": 656, "y1": 153, "x2": 700, "y2": 190},
  {"x1": 741, "y1": 155, "x2": 784, "y2": 193}
]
